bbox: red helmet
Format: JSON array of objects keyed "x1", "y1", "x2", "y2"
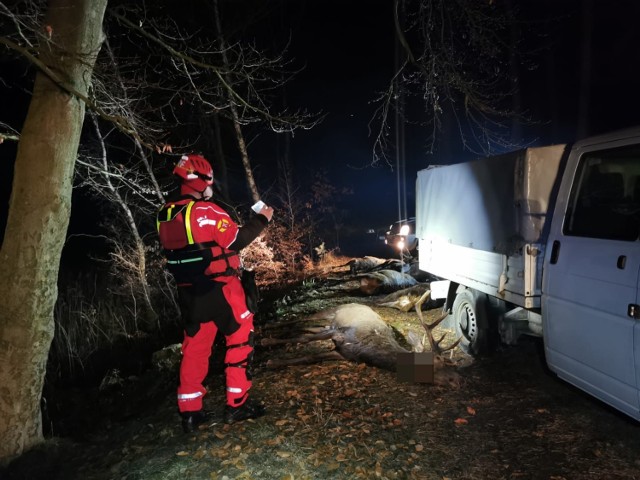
[{"x1": 173, "y1": 154, "x2": 214, "y2": 193}]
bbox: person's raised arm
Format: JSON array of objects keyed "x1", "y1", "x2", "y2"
[{"x1": 227, "y1": 203, "x2": 273, "y2": 251}]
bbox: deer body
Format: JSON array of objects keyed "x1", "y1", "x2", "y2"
[
  {"x1": 262, "y1": 303, "x2": 408, "y2": 371},
  {"x1": 262, "y1": 295, "x2": 464, "y2": 387},
  {"x1": 358, "y1": 269, "x2": 418, "y2": 295}
]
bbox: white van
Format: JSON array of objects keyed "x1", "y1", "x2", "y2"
[{"x1": 416, "y1": 127, "x2": 640, "y2": 421}]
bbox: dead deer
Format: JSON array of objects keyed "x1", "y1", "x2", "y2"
[
  {"x1": 357, "y1": 269, "x2": 417, "y2": 295},
  {"x1": 261, "y1": 291, "x2": 462, "y2": 387},
  {"x1": 338, "y1": 256, "x2": 407, "y2": 275},
  {"x1": 340, "y1": 256, "x2": 393, "y2": 275},
  {"x1": 262, "y1": 303, "x2": 403, "y2": 370},
  {"x1": 411, "y1": 290, "x2": 462, "y2": 363}
]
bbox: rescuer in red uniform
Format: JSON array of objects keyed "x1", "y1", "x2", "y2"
[{"x1": 157, "y1": 154, "x2": 273, "y2": 433}]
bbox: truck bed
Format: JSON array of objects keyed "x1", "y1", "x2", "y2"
[{"x1": 416, "y1": 145, "x2": 566, "y2": 308}]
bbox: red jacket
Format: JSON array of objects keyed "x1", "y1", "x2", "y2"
[{"x1": 157, "y1": 195, "x2": 267, "y2": 284}]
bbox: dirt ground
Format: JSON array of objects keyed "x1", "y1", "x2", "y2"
[{"x1": 3, "y1": 274, "x2": 640, "y2": 480}]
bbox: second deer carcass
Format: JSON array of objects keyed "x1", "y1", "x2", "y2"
[
  {"x1": 341, "y1": 256, "x2": 403, "y2": 275},
  {"x1": 357, "y1": 269, "x2": 417, "y2": 295}
]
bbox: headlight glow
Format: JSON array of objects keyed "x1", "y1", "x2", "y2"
[{"x1": 399, "y1": 225, "x2": 410, "y2": 235}]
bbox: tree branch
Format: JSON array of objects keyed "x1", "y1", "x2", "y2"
[
  {"x1": 0, "y1": 36, "x2": 159, "y2": 152},
  {"x1": 109, "y1": 9, "x2": 321, "y2": 133}
]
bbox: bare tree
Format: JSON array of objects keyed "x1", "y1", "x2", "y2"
[
  {"x1": 76, "y1": 3, "x2": 324, "y2": 300},
  {"x1": 72, "y1": 36, "x2": 178, "y2": 327},
  {"x1": 0, "y1": 0, "x2": 107, "y2": 463},
  {"x1": 0, "y1": 120, "x2": 19, "y2": 143},
  {"x1": 213, "y1": 0, "x2": 260, "y2": 202},
  {"x1": 576, "y1": 0, "x2": 594, "y2": 140},
  {"x1": 80, "y1": 114, "x2": 158, "y2": 322},
  {"x1": 372, "y1": 0, "x2": 520, "y2": 164},
  {"x1": 108, "y1": 4, "x2": 322, "y2": 200},
  {"x1": 64, "y1": 2, "x2": 323, "y2": 333}
]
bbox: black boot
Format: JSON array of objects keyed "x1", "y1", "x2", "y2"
[
  {"x1": 223, "y1": 399, "x2": 266, "y2": 425},
  {"x1": 181, "y1": 410, "x2": 212, "y2": 433}
]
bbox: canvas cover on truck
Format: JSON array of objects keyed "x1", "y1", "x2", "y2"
[{"x1": 416, "y1": 145, "x2": 567, "y2": 255}]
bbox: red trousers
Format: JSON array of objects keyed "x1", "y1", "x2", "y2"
[{"x1": 177, "y1": 278, "x2": 254, "y2": 412}]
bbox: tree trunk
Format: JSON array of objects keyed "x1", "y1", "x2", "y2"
[
  {"x1": 505, "y1": 0, "x2": 522, "y2": 145},
  {"x1": 213, "y1": 0, "x2": 261, "y2": 203},
  {"x1": 232, "y1": 116, "x2": 261, "y2": 202},
  {"x1": 0, "y1": 0, "x2": 107, "y2": 464},
  {"x1": 577, "y1": 0, "x2": 594, "y2": 139},
  {"x1": 205, "y1": 111, "x2": 230, "y2": 203},
  {"x1": 92, "y1": 115, "x2": 157, "y2": 325}
]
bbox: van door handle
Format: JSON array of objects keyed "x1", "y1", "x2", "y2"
[
  {"x1": 628, "y1": 304, "x2": 640, "y2": 319},
  {"x1": 549, "y1": 240, "x2": 561, "y2": 265}
]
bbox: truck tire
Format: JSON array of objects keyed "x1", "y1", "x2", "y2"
[{"x1": 451, "y1": 288, "x2": 491, "y2": 355}]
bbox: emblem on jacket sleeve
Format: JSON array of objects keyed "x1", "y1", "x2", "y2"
[{"x1": 217, "y1": 218, "x2": 230, "y2": 232}]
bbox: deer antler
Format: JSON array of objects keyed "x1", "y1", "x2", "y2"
[{"x1": 414, "y1": 290, "x2": 462, "y2": 357}]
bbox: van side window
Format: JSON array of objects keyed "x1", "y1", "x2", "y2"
[{"x1": 564, "y1": 145, "x2": 640, "y2": 241}]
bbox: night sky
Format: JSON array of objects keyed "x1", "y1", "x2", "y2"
[
  {"x1": 2, "y1": 0, "x2": 640, "y2": 256},
  {"x1": 266, "y1": 0, "x2": 640, "y2": 234}
]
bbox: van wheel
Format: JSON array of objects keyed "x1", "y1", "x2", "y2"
[{"x1": 451, "y1": 289, "x2": 490, "y2": 355}]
